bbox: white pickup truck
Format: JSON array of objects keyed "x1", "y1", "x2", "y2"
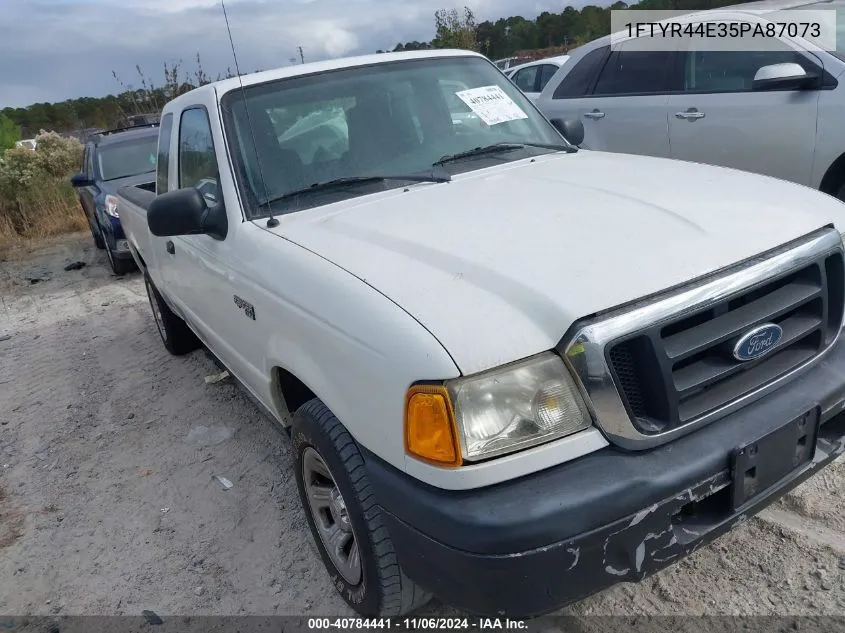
[{"x1": 118, "y1": 49, "x2": 845, "y2": 618}]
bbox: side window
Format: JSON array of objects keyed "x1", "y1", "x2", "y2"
[
  {"x1": 593, "y1": 49, "x2": 676, "y2": 95},
  {"x1": 683, "y1": 35, "x2": 815, "y2": 93},
  {"x1": 86, "y1": 147, "x2": 94, "y2": 177},
  {"x1": 538, "y1": 64, "x2": 560, "y2": 92},
  {"x1": 80, "y1": 147, "x2": 88, "y2": 173},
  {"x1": 513, "y1": 66, "x2": 539, "y2": 92},
  {"x1": 156, "y1": 113, "x2": 173, "y2": 195},
  {"x1": 553, "y1": 46, "x2": 610, "y2": 99},
  {"x1": 179, "y1": 108, "x2": 218, "y2": 196}
]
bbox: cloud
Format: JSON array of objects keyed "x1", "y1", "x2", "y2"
[{"x1": 1, "y1": 0, "x2": 593, "y2": 108}]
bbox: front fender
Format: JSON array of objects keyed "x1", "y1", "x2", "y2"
[{"x1": 94, "y1": 205, "x2": 125, "y2": 243}]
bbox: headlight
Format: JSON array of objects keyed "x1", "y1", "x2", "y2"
[
  {"x1": 104, "y1": 194, "x2": 119, "y2": 218},
  {"x1": 404, "y1": 352, "x2": 592, "y2": 466}
]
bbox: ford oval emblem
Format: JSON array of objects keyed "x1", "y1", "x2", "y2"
[{"x1": 732, "y1": 323, "x2": 783, "y2": 362}]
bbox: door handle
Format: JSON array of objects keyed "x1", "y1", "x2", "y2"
[
  {"x1": 583, "y1": 109, "x2": 606, "y2": 120},
  {"x1": 675, "y1": 108, "x2": 705, "y2": 121},
  {"x1": 166, "y1": 240, "x2": 175, "y2": 255}
]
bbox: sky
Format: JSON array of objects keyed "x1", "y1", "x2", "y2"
[{"x1": 0, "y1": 0, "x2": 589, "y2": 109}]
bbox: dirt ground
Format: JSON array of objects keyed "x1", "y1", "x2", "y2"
[{"x1": 4, "y1": 232, "x2": 845, "y2": 619}]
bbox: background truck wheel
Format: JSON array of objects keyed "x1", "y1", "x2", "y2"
[
  {"x1": 105, "y1": 241, "x2": 134, "y2": 276},
  {"x1": 143, "y1": 272, "x2": 200, "y2": 356},
  {"x1": 292, "y1": 399, "x2": 432, "y2": 617}
]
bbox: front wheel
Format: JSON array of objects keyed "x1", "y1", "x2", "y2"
[
  {"x1": 105, "y1": 241, "x2": 134, "y2": 276},
  {"x1": 292, "y1": 399, "x2": 431, "y2": 616}
]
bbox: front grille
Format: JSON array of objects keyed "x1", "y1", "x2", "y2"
[{"x1": 607, "y1": 250, "x2": 845, "y2": 435}]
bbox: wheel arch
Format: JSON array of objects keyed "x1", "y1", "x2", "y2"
[
  {"x1": 819, "y1": 151, "x2": 845, "y2": 198},
  {"x1": 270, "y1": 365, "x2": 318, "y2": 427},
  {"x1": 128, "y1": 240, "x2": 147, "y2": 273}
]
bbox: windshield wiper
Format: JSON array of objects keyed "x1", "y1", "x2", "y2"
[
  {"x1": 433, "y1": 142, "x2": 575, "y2": 167},
  {"x1": 267, "y1": 172, "x2": 451, "y2": 205}
]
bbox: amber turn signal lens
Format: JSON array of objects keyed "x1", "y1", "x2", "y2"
[{"x1": 404, "y1": 385, "x2": 461, "y2": 467}]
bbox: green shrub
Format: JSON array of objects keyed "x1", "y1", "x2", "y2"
[{"x1": 0, "y1": 130, "x2": 86, "y2": 241}]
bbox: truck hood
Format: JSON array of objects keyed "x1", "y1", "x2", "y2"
[{"x1": 272, "y1": 151, "x2": 845, "y2": 376}]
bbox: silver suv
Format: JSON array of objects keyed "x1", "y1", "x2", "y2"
[{"x1": 535, "y1": 0, "x2": 845, "y2": 200}]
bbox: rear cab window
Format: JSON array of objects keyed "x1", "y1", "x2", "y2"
[{"x1": 156, "y1": 113, "x2": 173, "y2": 195}]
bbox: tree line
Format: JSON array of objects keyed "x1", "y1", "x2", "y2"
[
  {"x1": 389, "y1": 0, "x2": 750, "y2": 58},
  {"x1": 1, "y1": 55, "x2": 237, "y2": 144},
  {"x1": 2, "y1": 0, "x2": 748, "y2": 142}
]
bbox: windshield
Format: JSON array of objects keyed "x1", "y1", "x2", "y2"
[
  {"x1": 220, "y1": 55, "x2": 569, "y2": 218},
  {"x1": 97, "y1": 136, "x2": 158, "y2": 181}
]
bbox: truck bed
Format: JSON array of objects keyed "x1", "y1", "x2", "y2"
[
  {"x1": 118, "y1": 181, "x2": 156, "y2": 211},
  {"x1": 116, "y1": 181, "x2": 156, "y2": 277}
]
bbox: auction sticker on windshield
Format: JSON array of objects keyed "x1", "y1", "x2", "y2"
[{"x1": 455, "y1": 86, "x2": 528, "y2": 126}]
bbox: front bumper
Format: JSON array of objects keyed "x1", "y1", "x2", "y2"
[
  {"x1": 365, "y1": 338, "x2": 845, "y2": 618},
  {"x1": 103, "y1": 216, "x2": 132, "y2": 258},
  {"x1": 113, "y1": 238, "x2": 132, "y2": 259}
]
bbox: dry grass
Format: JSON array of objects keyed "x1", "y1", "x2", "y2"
[
  {"x1": 0, "y1": 133, "x2": 87, "y2": 256},
  {"x1": 0, "y1": 185, "x2": 88, "y2": 259}
]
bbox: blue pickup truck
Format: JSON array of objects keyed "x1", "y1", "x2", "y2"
[{"x1": 70, "y1": 124, "x2": 159, "y2": 275}]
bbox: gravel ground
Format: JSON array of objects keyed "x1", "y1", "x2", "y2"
[{"x1": 3, "y1": 232, "x2": 845, "y2": 620}]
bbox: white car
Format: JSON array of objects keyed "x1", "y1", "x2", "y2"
[
  {"x1": 493, "y1": 56, "x2": 522, "y2": 71},
  {"x1": 506, "y1": 55, "x2": 570, "y2": 101},
  {"x1": 535, "y1": 0, "x2": 845, "y2": 199},
  {"x1": 14, "y1": 139, "x2": 36, "y2": 150},
  {"x1": 117, "y1": 48, "x2": 845, "y2": 618}
]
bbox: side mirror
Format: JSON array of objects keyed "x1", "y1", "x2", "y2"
[
  {"x1": 147, "y1": 187, "x2": 228, "y2": 240},
  {"x1": 70, "y1": 173, "x2": 93, "y2": 188},
  {"x1": 551, "y1": 118, "x2": 585, "y2": 147},
  {"x1": 752, "y1": 63, "x2": 816, "y2": 91}
]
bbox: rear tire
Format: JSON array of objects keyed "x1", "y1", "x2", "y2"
[
  {"x1": 143, "y1": 272, "x2": 200, "y2": 356},
  {"x1": 292, "y1": 399, "x2": 432, "y2": 616},
  {"x1": 836, "y1": 181, "x2": 845, "y2": 202}
]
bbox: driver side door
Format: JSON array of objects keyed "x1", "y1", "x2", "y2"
[{"x1": 164, "y1": 106, "x2": 235, "y2": 357}]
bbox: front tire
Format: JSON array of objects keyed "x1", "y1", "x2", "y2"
[
  {"x1": 292, "y1": 399, "x2": 431, "y2": 616},
  {"x1": 143, "y1": 272, "x2": 200, "y2": 356},
  {"x1": 106, "y1": 241, "x2": 134, "y2": 276}
]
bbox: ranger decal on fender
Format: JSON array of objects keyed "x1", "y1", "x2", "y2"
[{"x1": 233, "y1": 295, "x2": 255, "y2": 320}]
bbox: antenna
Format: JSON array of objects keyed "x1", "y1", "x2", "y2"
[{"x1": 221, "y1": 0, "x2": 279, "y2": 228}]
